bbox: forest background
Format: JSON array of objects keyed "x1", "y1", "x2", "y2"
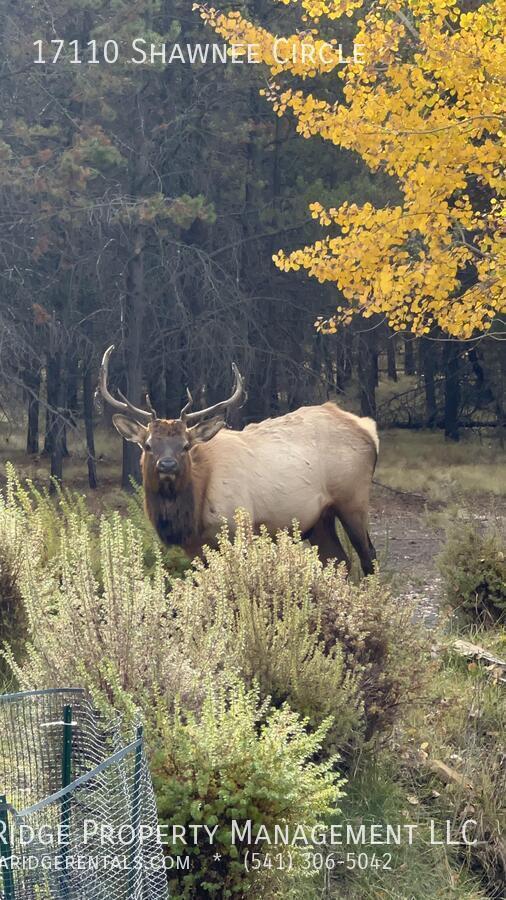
[{"x1": 0, "y1": 0, "x2": 504, "y2": 492}]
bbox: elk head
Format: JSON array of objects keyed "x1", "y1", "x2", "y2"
[{"x1": 97, "y1": 345, "x2": 245, "y2": 487}]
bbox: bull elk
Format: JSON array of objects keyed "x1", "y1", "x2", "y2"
[{"x1": 98, "y1": 346, "x2": 378, "y2": 574}]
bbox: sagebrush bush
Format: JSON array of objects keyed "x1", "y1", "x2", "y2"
[
  {"x1": 152, "y1": 680, "x2": 345, "y2": 899},
  {"x1": 3, "y1": 462, "x2": 94, "y2": 565},
  {"x1": 0, "y1": 548, "x2": 28, "y2": 683},
  {"x1": 4, "y1": 512, "x2": 202, "y2": 710},
  {"x1": 314, "y1": 570, "x2": 430, "y2": 739},
  {"x1": 0, "y1": 466, "x2": 195, "y2": 701},
  {"x1": 438, "y1": 523, "x2": 506, "y2": 623},
  {"x1": 4, "y1": 473, "x2": 428, "y2": 753},
  {"x1": 171, "y1": 513, "x2": 428, "y2": 748},
  {"x1": 0, "y1": 482, "x2": 35, "y2": 682},
  {"x1": 2, "y1": 464, "x2": 188, "y2": 580}
]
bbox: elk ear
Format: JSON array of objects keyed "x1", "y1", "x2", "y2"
[
  {"x1": 112, "y1": 415, "x2": 148, "y2": 447},
  {"x1": 188, "y1": 416, "x2": 225, "y2": 445}
]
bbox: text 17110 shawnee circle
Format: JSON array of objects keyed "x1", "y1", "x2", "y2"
[{"x1": 33, "y1": 39, "x2": 366, "y2": 66}]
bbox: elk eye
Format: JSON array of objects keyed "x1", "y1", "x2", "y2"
[
  {"x1": 183, "y1": 442, "x2": 190, "y2": 452},
  {"x1": 144, "y1": 441, "x2": 152, "y2": 452}
]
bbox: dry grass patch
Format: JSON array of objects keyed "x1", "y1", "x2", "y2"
[{"x1": 376, "y1": 429, "x2": 506, "y2": 499}]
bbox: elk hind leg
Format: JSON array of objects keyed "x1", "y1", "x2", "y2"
[
  {"x1": 305, "y1": 507, "x2": 349, "y2": 568},
  {"x1": 337, "y1": 507, "x2": 376, "y2": 577}
]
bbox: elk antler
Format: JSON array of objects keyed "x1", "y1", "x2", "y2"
[
  {"x1": 182, "y1": 363, "x2": 246, "y2": 424},
  {"x1": 179, "y1": 388, "x2": 194, "y2": 423},
  {"x1": 97, "y1": 345, "x2": 156, "y2": 423}
]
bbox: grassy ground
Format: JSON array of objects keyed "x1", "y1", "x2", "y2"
[
  {"x1": 0, "y1": 419, "x2": 128, "y2": 515},
  {"x1": 377, "y1": 429, "x2": 506, "y2": 500}
]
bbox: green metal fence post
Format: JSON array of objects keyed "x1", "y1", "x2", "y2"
[
  {"x1": 60, "y1": 705, "x2": 73, "y2": 897},
  {"x1": 129, "y1": 725, "x2": 144, "y2": 899},
  {"x1": 0, "y1": 794, "x2": 15, "y2": 900},
  {"x1": 61, "y1": 705, "x2": 73, "y2": 790},
  {"x1": 61, "y1": 704, "x2": 73, "y2": 838}
]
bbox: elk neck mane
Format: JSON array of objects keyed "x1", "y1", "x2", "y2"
[{"x1": 143, "y1": 464, "x2": 196, "y2": 548}]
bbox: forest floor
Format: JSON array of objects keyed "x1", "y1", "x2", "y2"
[
  {"x1": 370, "y1": 486, "x2": 445, "y2": 627},
  {"x1": 370, "y1": 485, "x2": 506, "y2": 626}
]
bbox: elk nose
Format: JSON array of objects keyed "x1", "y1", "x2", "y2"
[{"x1": 156, "y1": 457, "x2": 178, "y2": 475}]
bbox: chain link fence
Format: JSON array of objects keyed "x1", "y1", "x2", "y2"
[{"x1": 0, "y1": 688, "x2": 168, "y2": 900}]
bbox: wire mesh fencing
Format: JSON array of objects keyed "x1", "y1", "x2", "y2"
[{"x1": 0, "y1": 688, "x2": 168, "y2": 900}]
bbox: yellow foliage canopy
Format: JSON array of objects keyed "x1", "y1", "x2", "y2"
[{"x1": 197, "y1": 0, "x2": 506, "y2": 337}]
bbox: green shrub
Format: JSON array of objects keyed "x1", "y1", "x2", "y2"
[
  {"x1": 0, "y1": 546, "x2": 28, "y2": 683},
  {"x1": 314, "y1": 570, "x2": 430, "y2": 739},
  {"x1": 1, "y1": 464, "x2": 189, "y2": 582},
  {"x1": 5, "y1": 484, "x2": 428, "y2": 755},
  {"x1": 3, "y1": 463, "x2": 94, "y2": 565},
  {"x1": 172, "y1": 516, "x2": 363, "y2": 752},
  {"x1": 3, "y1": 512, "x2": 201, "y2": 711},
  {"x1": 170, "y1": 513, "x2": 427, "y2": 749},
  {"x1": 152, "y1": 680, "x2": 345, "y2": 899},
  {"x1": 0, "y1": 466, "x2": 192, "y2": 696},
  {"x1": 0, "y1": 484, "x2": 34, "y2": 684},
  {"x1": 438, "y1": 523, "x2": 506, "y2": 623}
]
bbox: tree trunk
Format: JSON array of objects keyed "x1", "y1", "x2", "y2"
[
  {"x1": 403, "y1": 335, "x2": 416, "y2": 375},
  {"x1": 335, "y1": 334, "x2": 346, "y2": 392},
  {"x1": 288, "y1": 307, "x2": 308, "y2": 410},
  {"x1": 358, "y1": 322, "x2": 377, "y2": 419},
  {"x1": 311, "y1": 333, "x2": 324, "y2": 401},
  {"x1": 119, "y1": 81, "x2": 150, "y2": 489},
  {"x1": 164, "y1": 352, "x2": 185, "y2": 420},
  {"x1": 443, "y1": 340, "x2": 460, "y2": 441},
  {"x1": 66, "y1": 351, "x2": 79, "y2": 420},
  {"x1": 336, "y1": 325, "x2": 353, "y2": 391},
  {"x1": 44, "y1": 352, "x2": 59, "y2": 454},
  {"x1": 83, "y1": 356, "x2": 97, "y2": 490},
  {"x1": 468, "y1": 346, "x2": 485, "y2": 389},
  {"x1": 241, "y1": 85, "x2": 269, "y2": 422},
  {"x1": 44, "y1": 349, "x2": 68, "y2": 458},
  {"x1": 372, "y1": 331, "x2": 379, "y2": 387},
  {"x1": 268, "y1": 358, "x2": 279, "y2": 414},
  {"x1": 49, "y1": 362, "x2": 66, "y2": 491},
  {"x1": 121, "y1": 230, "x2": 145, "y2": 489},
  {"x1": 26, "y1": 366, "x2": 40, "y2": 454},
  {"x1": 50, "y1": 429, "x2": 64, "y2": 489},
  {"x1": 497, "y1": 338, "x2": 506, "y2": 447},
  {"x1": 147, "y1": 368, "x2": 166, "y2": 420},
  {"x1": 385, "y1": 328, "x2": 397, "y2": 381},
  {"x1": 468, "y1": 340, "x2": 505, "y2": 443},
  {"x1": 420, "y1": 337, "x2": 437, "y2": 428}
]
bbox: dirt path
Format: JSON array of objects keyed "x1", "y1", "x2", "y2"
[
  {"x1": 369, "y1": 487, "x2": 506, "y2": 627},
  {"x1": 369, "y1": 486, "x2": 444, "y2": 625}
]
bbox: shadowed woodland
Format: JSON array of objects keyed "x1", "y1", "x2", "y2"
[{"x1": 0, "y1": 1, "x2": 504, "y2": 491}]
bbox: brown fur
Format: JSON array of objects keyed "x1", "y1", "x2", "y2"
[{"x1": 141, "y1": 421, "x2": 196, "y2": 548}]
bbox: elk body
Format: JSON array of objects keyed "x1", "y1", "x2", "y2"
[{"x1": 98, "y1": 346, "x2": 379, "y2": 575}]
